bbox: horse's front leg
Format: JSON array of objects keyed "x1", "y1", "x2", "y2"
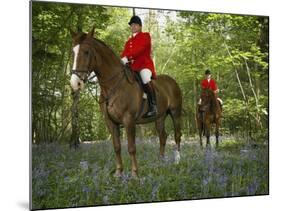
[
  {"x1": 205, "y1": 123, "x2": 210, "y2": 147},
  {"x1": 215, "y1": 121, "x2": 219, "y2": 148},
  {"x1": 198, "y1": 111, "x2": 205, "y2": 148},
  {"x1": 124, "y1": 119, "x2": 138, "y2": 177},
  {"x1": 198, "y1": 120, "x2": 203, "y2": 148},
  {"x1": 112, "y1": 124, "x2": 123, "y2": 177},
  {"x1": 105, "y1": 118, "x2": 123, "y2": 177}
]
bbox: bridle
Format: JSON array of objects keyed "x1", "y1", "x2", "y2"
[
  {"x1": 71, "y1": 41, "x2": 97, "y2": 83},
  {"x1": 71, "y1": 41, "x2": 134, "y2": 106},
  {"x1": 71, "y1": 69, "x2": 95, "y2": 83}
]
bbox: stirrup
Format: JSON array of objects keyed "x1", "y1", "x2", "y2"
[{"x1": 142, "y1": 105, "x2": 157, "y2": 118}]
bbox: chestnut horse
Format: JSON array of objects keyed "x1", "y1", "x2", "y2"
[
  {"x1": 196, "y1": 89, "x2": 222, "y2": 148},
  {"x1": 69, "y1": 28, "x2": 182, "y2": 177}
]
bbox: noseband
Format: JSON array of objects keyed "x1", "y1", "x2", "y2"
[{"x1": 72, "y1": 69, "x2": 96, "y2": 83}]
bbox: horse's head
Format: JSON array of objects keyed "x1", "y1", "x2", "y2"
[
  {"x1": 70, "y1": 27, "x2": 101, "y2": 91},
  {"x1": 200, "y1": 89, "x2": 216, "y2": 111}
]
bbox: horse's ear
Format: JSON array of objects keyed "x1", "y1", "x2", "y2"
[
  {"x1": 70, "y1": 29, "x2": 77, "y2": 39},
  {"x1": 87, "y1": 26, "x2": 95, "y2": 38}
]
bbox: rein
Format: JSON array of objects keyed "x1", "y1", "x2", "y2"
[
  {"x1": 99, "y1": 64, "x2": 137, "y2": 104},
  {"x1": 73, "y1": 39, "x2": 136, "y2": 107},
  {"x1": 86, "y1": 64, "x2": 133, "y2": 106}
]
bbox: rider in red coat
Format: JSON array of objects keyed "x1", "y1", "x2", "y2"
[
  {"x1": 201, "y1": 75, "x2": 218, "y2": 91},
  {"x1": 199, "y1": 69, "x2": 222, "y2": 106},
  {"x1": 121, "y1": 30, "x2": 156, "y2": 79},
  {"x1": 121, "y1": 16, "x2": 157, "y2": 118}
]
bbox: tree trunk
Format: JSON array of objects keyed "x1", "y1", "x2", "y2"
[
  {"x1": 70, "y1": 90, "x2": 80, "y2": 148},
  {"x1": 69, "y1": 9, "x2": 84, "y2": 148}
]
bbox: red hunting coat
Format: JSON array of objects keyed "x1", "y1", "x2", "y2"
[
  {"x1": 121, "y1": 32, "x2": 157, "y2": 79},
  {"x1": 201, "y1": 78, "x2": 219, "y2": 98},
  {"x1": 201, "y1": 79, "x2": 218, "y2": 91}
]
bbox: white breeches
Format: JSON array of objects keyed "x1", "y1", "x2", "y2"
[
  {"x1": 139, "y1": 68, "x2": 152, "y2": 84},
  {"x1": 217, "y1": 98, "x2": 223, "y2": 105}
]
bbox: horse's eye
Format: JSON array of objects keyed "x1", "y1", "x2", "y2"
[{"x1": 84, "y1": 51, "x2": 89, "y2": 56}]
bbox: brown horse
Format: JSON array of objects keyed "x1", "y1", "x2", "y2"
[
  {"x1": 69, "y1": 28, "x2": 182, "y2": 177},
  {"x1": 196, "y1": 89, "x2": 222, "y2": 148}
]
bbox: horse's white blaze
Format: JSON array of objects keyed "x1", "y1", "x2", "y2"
[
  {"x1": 70, "y1": 44, "x2": 85, "y2": 91},
  {"x1": 72, "y1": 44, "x2": 80, "y2": 70}
]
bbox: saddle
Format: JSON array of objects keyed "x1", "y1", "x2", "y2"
[
  {"x1": 134, "y1": 72, "x2": 145, "y2": 93},
  {"x1": 124, "y1": 64, "x2": 150, "y2": 98},
  {"x1": 123, "y1": 65, "x2": 156, "y2": 119}
]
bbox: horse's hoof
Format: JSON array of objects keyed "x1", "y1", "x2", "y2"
[
  {"x1": 114, "y1": 170, "x2": 123, "y2": 178},
  {"x1": 131, "y1": 171, "x2": 138, "y2": 178},
  {"x1": 70, "y1": 143, "x2": 79, "y2": 150},
  {"x1": 159, "y1": 155, "x2": 166, "y2": 162}
]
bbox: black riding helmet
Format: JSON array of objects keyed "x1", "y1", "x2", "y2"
[
  {"x1": 205, "y1": 69, "x2": 211, "y2": 75},
  {"x1": 128, "y1": 15, "x2": 142, "y2": 26}
]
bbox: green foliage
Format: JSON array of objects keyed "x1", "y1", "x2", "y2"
[
  {"x1": 32, "y1": 2, "x2": 268, "y2": 142},
  {"x1": 32, "y1": 2, "x2": 112, "y2": 143},
  {"x1": 162, "y1": 11, "x2": 268, "y2": 138}
]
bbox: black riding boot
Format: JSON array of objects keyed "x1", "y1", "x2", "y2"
[{"x1": 142, "y1": 82, "x2": 157, "y2": 118}]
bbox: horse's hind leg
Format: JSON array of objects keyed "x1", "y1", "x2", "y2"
[
  {"x1": 170, "y1": 108, "x2": 182, "y2": 164},
  {"x1": 155, "y1": 115, "x2": 167, "y2": 160}
]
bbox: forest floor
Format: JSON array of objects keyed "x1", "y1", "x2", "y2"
[{"x1": 31, "y1": 136, "x2": 269, "y2": 210}]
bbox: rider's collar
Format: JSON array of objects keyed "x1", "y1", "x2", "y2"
[{"x1": 132, "y1": 32, "x2": 139, "y2": 37}]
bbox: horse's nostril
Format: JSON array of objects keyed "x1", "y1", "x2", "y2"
[{"x1": 78, "y1": 82, "x2": 81, "y2": 86}]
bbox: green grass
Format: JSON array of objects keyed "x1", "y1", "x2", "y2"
[{"x1": 32, "y1": 137, "x2": 269, "y2": 209}]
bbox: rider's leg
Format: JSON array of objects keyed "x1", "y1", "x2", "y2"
[
  {"x1": 217, "y1": 98, "x2": 223, "y2": 105},
  {"x1": 140, "y1": 69, "x2": 157, "y2": 118}
]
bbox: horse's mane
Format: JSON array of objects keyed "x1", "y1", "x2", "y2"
[
  {"x1": 91, "y1": 37, "x2": 135, "y2": 83},
  {"x1": 93, "y1": 38, "x2": 120, "y2": 59},
  {"x1": 75, "y1": 33, "x2": 122, "y2": 66}
]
